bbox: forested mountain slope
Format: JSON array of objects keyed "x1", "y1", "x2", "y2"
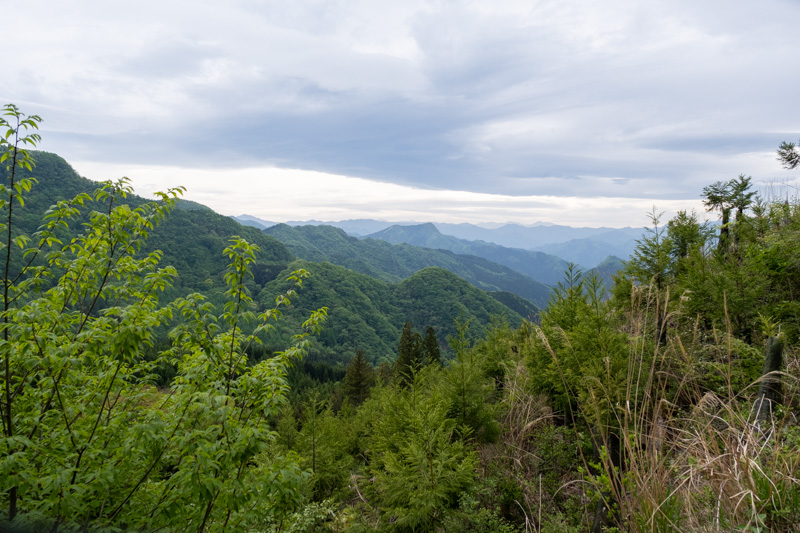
[
  {"x1": 257, "y1": 261, "x2": 524, "y2": 364},
  {"x1": 263, "y1": 223, "x2": 551, "y2": 308},
  {"x1": 367, "y1": 222, "x2": 575, "y2": 285},
  {"x1": 9, "y1": 150, "x2": 527, "y2": 365},
  {"x1": 7, "y1": 151, "x2": 294, "y2": 300}
]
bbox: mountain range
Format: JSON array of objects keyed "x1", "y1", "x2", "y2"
[
  {"x1": 12, "y1": 151, "x2": 549, "y2": 363},
  {"x1": 262, "y1": 223, "x2": 550, "y2": 309},
  {"x1": 13, "y1": 151, "x2": 637, "y2": 363},
  {"x1": 234, "y1": 215, "x2": 643, "y2": 268}
]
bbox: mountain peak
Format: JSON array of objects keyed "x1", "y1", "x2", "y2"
[{"x1": 367, "y1": 222, "x2": 444, "y2": 246}]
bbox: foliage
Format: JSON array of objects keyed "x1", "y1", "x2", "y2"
[
  {"x1": 294, "y1": 394, "x2": 356, "y2": 502},
  {"x1": 258, "y1": 262, "x2": 524, "y2": 365},
  {"x1": 624, "y1": 208, "x2": 673, "y2": 290},
  {"x1": 394, "y1": 322, "x2": 423, "y2": 387},
  {"x1": 363, "y1": 370, "x2": 477, "y2": 531},
  {"x1": 422, "y1": 326, "x2": 442, "y2": 366},
  {"x1": 0, "y1": 105, "x2": 328, "y2": 532},
  {"x1": 442, "y1": 319, "x2": 500, "y2": 443},
  {"x1": 777, "y1": 139, "x2": 800, "y2": 170},
  {"x1": 5, "y1": 104, "x2": 800, "y2": 533},
  {"x1": 342, "y1": 350, "x2": 375, "y2": 406}
]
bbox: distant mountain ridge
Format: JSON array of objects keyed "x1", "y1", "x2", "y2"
[
  {"x1": 532, "y1": 238, "x2": 629, "y2": 268},
  {"x1": 435, "y1": 221, "x2": 643, "y2": 252},
  {"x1": 233, "y1": 215, "x2": 643, "y2": 263},
  {"x1": 262, "y1": 223, "x2": 552, "y2": 309},
  {"x1": 367, "y1": 223, "x2": 573, "y2": 286}
]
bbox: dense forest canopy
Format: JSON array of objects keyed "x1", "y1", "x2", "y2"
[{"x1": 1, "y1": 104, "x2": 799, "y2": 533}]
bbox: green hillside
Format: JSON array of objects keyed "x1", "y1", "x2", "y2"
[
  {"x1": 263, "y1": 223, "x2": 550, "y2": 308},
  {"x1": 4, "y1": 151, "x2": 294, "y2": 301},
  {"x1": 592, "y1": 255, "x2": 626, "y2": 287},
  {"x1": 5, "y1": 151, "x2": 526, "y2": 365},
  {"x1": 258, "y1": 261, "x2": 523, "y2": 364}
]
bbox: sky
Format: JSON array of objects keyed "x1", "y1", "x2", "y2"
[{"x1": 4, "y1": 0, "x2": 800, "y2": 227}]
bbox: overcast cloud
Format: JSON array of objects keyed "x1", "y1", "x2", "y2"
[{"x1": 4, "y1": 0, "x2": 800, "y2": 226}]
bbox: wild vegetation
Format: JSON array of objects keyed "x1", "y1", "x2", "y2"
[{"x1": 2, "y1": 104, "x2": 799, "y2": 532}]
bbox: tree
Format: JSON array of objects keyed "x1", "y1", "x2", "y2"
[
  {"x1": 423, "y1": 326, "x2": 442, "y2": 366},
  {"x1": 730, "y1": 175, "x2": 756, "y2": 224},
  {"x1": 342, "y1": 349, "x2": 374, "y2": 405},
  {"x1": 666, "y1": 209, "x2": 709, "y2": 278},
  {"x1": 443, "y1": 319, "x2": 500, "y2": 442},
  {"x1": 624, "y1": 208, "x2": 673, "y2": 291},
  {"x1": 702, "y1": 175, "x2": 755, "y2": 254},
  {"x1": 0, "y1": 105, "x2": 328, "y2": 532},
  {"x1": 532, "y1": 269, "x2": 634, "y2": 531},
  {"x1": 1, "y1": 104, "x2": 42, "y2": 523},
  {"x1": 777, "y1": 139, "x2": 800, "y2": 170},
  {"x1": 366, "y1": 371, "x2": 476, "y2": 531},
  {"x1": 703, "y1": 180, "x2": 735, "y2": 253},
  {"x1": 394, "y1": 321, "x2": 423, "y2": 387}
]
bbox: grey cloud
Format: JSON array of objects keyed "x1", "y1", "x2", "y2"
[
  {"x1": 639, "y1": 133, "x2": 796, "y2": 156},
  {"x1": 19, "y1": 0, "x2": 800, "y2": 208},
  {"x1": 114, "y1": 39, "x2": 223, "y2": 79}
]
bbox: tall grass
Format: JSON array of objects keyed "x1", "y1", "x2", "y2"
[{"x1": 571, "y1": 284, "x2": 800, "y2": 532}]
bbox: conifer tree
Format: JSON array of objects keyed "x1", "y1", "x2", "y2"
[
  {"x1": 777, "y1": 139, "x2": 800, "y2": 169},
  {"x1": 703, "y1": 179, "x2": 735, "y2": 254},
  {"x1": 342, "y1": 349, "x2": 374, "y2": 405},
  {"x1": 367, "y1": 372, "x2": 476, "y2": 530},
  {"x1": 394, "y1": 322, "x2": 423, "y2": 387},
  {"x1": 625, "y1": 209, "x2": 673, "y2": 290},
  {"x1": 667, "y1": 210, "x2": 707, "y2": 266},
  {"x1": 423, "y1": 326, "x2": 442, "y2": 366}
]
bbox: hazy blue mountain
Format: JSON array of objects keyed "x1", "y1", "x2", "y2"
[
  {"x1": 233, "y1": 215, "x2": 400, "y2": 236},
  {"x1": 234, "y1": 216, "x2": 644, "y2": 263},
  {"x1": 590, "y1": 229, "x2": 643, "y2": 250},
  {"x1": 262, "y1": 223, "x2": 551, "y2": 308},
  {"x1": 435, "y1": 222, "x2": 643, "y2": 252},
  {"x1": 307, "y1": 219, "x2": 401, "y2": 236},
  {"x1": 233, "y1": 214, "x2": 277, "y2": 229},
  {"x1": 367, "y1": 223, "x2": 572, "y2": 286},
  {"x1": 533, "y1": 238, "x2": 631, "y2": 268}
]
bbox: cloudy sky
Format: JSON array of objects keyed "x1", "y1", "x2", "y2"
[{"x1": 5, "y1": 0, "x2": 800, "y2": 227}]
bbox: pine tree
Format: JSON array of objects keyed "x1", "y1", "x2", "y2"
[
  {"x1": 342, "y1": 349, "x2": 374, "y2": 405},
  {"x1": 777, "y1": 139, "x2": 800, "y2": 169},
  {"x1": 368, "y1": 376, "x2": 476, "y2": 530},
  {"x1": 703, "y1": 180, "x2": 734, "y2": 254},
  {"x1": 423, "y1": 326, "x2": 442, "y2": 366},
  {"x1": 394, "y1": 322, "x2": 423, "y2": 387}
]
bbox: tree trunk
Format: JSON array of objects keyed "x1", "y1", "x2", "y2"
[
  {"x1": 754, "y1": 336, "x2": 783, "y2": 425},
  {"x1": 591, "y1": 429, "x2": 622, "y2": 533}
]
